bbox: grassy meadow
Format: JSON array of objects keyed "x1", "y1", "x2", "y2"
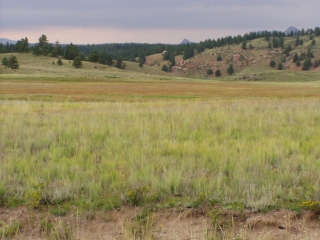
[
  {"x1": 1, "y1": 49, "x2": 320, "y2": 239},
  {"x1": 1, "y1": 98, "x2": 320, "y2": 212}
]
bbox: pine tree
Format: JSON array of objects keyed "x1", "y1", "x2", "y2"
[
  {"x1": 272, "y1": 37, "x2": 279, "y2": 48},
  {"x1": 2, "y1": 55, "x2": 19, "y2": 69},
  {"x1": 302, "y1": 58, "x2": 312, "y2": 70},
  {"x1": 162, "y1": 64, "x2": 168, "y2": 72},
  {"x1": 73, "y1": 56, "x2": 82, "y2": 68},
  {"x1": 1, "y1": 57, "x2": 9, "y2": 67},
  {"x1": 64, "y1": 43, "x2": 79, "y2": 60},
  {"x1": 270, "y1": 60, "x2": 276, "y2": 68},
  {"x1": 227, "y1": 64, "x2": 234, "y2": 75},
  {"x1": 293, "y1": 53, "x2": 299, "y2": 63},
  {"x1": 89, "y1": 50, "x2": 100, "y2": 62},
  {"x1": 241, "y1": 41, "x2": 247, "y2": 50},
  {"x1": 206, "y1": 69, "x2": 213, "y2": 75}
]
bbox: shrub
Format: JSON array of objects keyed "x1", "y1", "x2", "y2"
[
  {"x1": 162, "y1": 64, "x2": 168, "y2": 72},
  {"x1": 216, "y1": 55, "x2": 222, "y2": 61},
  {"x1": 2, "y1": 55, "x2": 19, "y2": 69},
  {"x1": 270, "y1": 60, "x2": 276, "y2": 68},
  {"x1": 57, "y1": 58, "x2": 63, "y2": 65},
  {"x1": 277, "y1": 63, "x2": 283, "y2": 70},
  {"x1": 73, "y1": 56, "x2": 82, "y2": 68},
  {"x1": 215, "y1": 70, "x2": 221, "y2": 77},
  {"x1": 206, "y1": 69, "x2": 213, "y2": 75}
]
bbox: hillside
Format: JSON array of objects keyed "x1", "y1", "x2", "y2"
[
  {"x1": 144, "y1": 35, "x2": 320, "y2": 80},
  {"x1": 1, "y1": 35, "x2": 320, "y2": 83}
]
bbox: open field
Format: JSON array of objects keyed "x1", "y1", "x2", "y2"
[
  {"x1": 2, "y1": 51, "x2": 320, "y2": 239},
  {"x1": 2, "y1": 78, "x2": 320, "y2": 101},
  {"x1": 2, "y1": 98, "x2": 320, "y2": 239}
]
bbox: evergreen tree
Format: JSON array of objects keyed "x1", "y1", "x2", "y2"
[
  {"x1": 307, "y1": 48, "x2": 314, "y2": 58},
  {"x1": 38, "y1": 34, "x2": 49, "y2": 56},
  {"x1": 206, "y1": 69, "x2": 213, "y2": 75},
  {"x1": 277, "y1": 63, "x2": 283, "y2": 70},
  {"x1": 293, "y1": 53, "x2": 299, "y2": 63},
  {"x1": 302, "y1": 58, "x2": 312, "y2": 70},
  {"x1": 314, "y1": 59, "x2": 320, "y2": 68},
  {"x1": 296, "y1": 59, "x2": 301, "y2": 67},
  {"x1": 73, "y1": 56, "x2": 82, "y2": 68},
  {"x1": 272, "y1": 37, "x2": 279, "y2": 48},
  {"x1": 1, "y1": 57, "x2": 9, "y2": 67},
  {"x1": 139, "y1": 53, "x2": 146, "y2": 64},
  {"x1": 163, "y1": 51, "x2": 170, "y2": 60},
  {"x1": 115, "y1": 58, "x2": 125, "y2": 69},
  {"x1": 169, "y1": 53, "x2": 175, "y2": 66},
  {"x1": 89, "y1": 50, "x2": 100, "y2": 62},
  {"x1": 2, "y1": 55, "x2": 19, "y2": 69},
  {"x1": 217, "y1": 55, "x2": 222, "y2": 61},
  {"x1": 284, "y1": 45, "x2": 292, "y2": 56},
  {"x1": 227, "y1": 64, "x2": 234, "y2": 75},
  {"x1": 32, "y1": 44, "x2": 41, "y2": 56},
  {"x1": 312, "y1": 39, "x2": 316, "y2": 46},
  {"x1": 64, "y1": 43, "x2": 79, "y2": 60},
  {"x1": 215, "y1": 70, "x2": 221, "y2": 77},
  {"x1": 162, "y1": 64, "x2": 168, "y2": 72},
  {"x1": 270, "y1": 60, "x2": 276, "y2": 68},
  {"x1": 241, "y1": 41, "x2": 247, "y2": 50},
  {"x1": 279, "y1": 36, "x2": 284, "y2": 48},
  {"x1": 98, "y1": 52, "x2": 113, "y2": 66},
  {"x1": 57, "y1": 58, "x2": 63, "y2": 65}
]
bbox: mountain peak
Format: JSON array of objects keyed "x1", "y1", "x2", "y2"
[
  {"x1": 180, "y1": 39, "x2": 191, "y2": 45},
  {"x1": 284, "y1": 26, "x2": 300, "y2": 35}
]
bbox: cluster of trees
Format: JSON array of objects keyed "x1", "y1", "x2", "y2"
[
  {"x1": 206, "y1": 69, "x2": 222, "y2": 77},
  {"x1": 0, "y1": 42, "x2": 15, "y2": 53},
  {"x1": 269, "y1": 60, "x2": 283, "y2": 70},
  {"x1": 15, "y1": 37, "x2": 29, "y2": 53},
  {"x1": 1, "y1": 55, "x2": 19, "y2": 69},
  {"x1": 292, "y1": 48, "x2": 316, "y2": 70}
]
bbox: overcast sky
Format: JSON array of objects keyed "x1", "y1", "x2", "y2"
[{"x1": 1, "y1": 0, "x2": 319, "y2": 44}]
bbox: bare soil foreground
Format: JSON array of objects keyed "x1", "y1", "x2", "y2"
[{"x1": 1, "y1": 206, "x2": 320, "y2": 240}]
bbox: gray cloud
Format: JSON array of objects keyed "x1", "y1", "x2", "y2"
[{"x1": 1, "y1": 0, "x2": 319, "y2": 43}]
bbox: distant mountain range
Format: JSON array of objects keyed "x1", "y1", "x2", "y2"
[{"x1": 0, "y1": 38, "x2": 17, "y2": 44}]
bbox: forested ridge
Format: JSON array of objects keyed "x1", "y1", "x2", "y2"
[{"x1": 1, "y1": 27, "x2": 319, "y2": 63}]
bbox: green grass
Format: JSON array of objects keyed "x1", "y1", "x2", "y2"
[{"x1": 1, "y1": 99, "x2": 320, "y2": 212}]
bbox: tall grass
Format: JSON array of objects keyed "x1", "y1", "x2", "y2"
[{"x1": 1, "y1": 98, "x2": 320, "y2": 210}]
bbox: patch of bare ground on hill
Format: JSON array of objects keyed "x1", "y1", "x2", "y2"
[
  {"x1": 1, "y1": 206, "x2": 320, "y2": 239},
  {"x1": 2, "y1": 80, "x2": 320, "y2": 101}
]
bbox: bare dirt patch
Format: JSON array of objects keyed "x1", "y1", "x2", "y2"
[{"x1": 1, "y1": 206, "x2": 320, "y2": 239}]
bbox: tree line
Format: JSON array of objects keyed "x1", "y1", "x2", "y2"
[{"x1": 1, "y1": 27, "x2": 320, "y2": 71}]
